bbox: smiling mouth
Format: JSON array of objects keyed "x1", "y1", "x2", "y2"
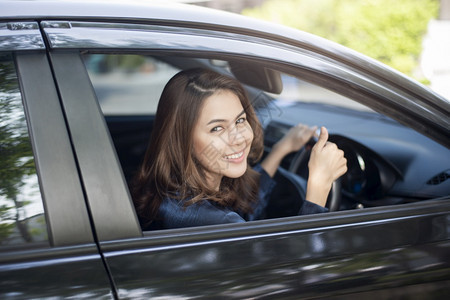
[{"x1": 223, "y1": 150, "x2": 244, "y2": 160}]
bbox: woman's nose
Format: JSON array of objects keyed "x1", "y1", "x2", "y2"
[{"x1": 228, "y1": 125, "x2": 246, "y2": 145}]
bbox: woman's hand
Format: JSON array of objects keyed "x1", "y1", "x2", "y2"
[
  {"x1": 306, "y1": 127, "x2": 347, "y2": 207},
  {"x1": 261, "y1": 123, "x2": 317, "y2": 177},
  {"x1": 276, "y1": 123, "x2": 318, "y2": 157}
]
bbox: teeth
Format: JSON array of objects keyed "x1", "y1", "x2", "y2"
[{"x1": 224, "y1": 151, "x2": 244, "y2": 159}]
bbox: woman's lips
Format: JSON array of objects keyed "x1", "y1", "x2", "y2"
[{"x1": 223, "y1": 149, "x2": 245, "y2": 163}]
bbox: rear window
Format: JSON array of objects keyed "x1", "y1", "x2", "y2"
[{"x1": 0, "y1": 55, "x2": 48, "y2": 249}]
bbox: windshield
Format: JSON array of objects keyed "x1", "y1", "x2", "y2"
[{"x1": 273, "y1": 74, "x2": 374, "y2": 112}]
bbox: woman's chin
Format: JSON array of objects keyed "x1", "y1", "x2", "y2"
[{"x1": 223, "y1": 163, "x2": 248, "y2": 179}]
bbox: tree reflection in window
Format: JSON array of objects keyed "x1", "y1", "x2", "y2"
[{"x1": 0, "y1": 55, "x2": 47, "y2": 247}]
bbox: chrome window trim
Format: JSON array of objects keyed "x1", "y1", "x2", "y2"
[
  {"x1": 0, "y1": 22, "x2": 45, "y2": 51},
  {"x1": 41, "y1": 21, "x2": 313, "y2": 54}
]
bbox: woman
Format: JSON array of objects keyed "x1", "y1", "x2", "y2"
[{"x1": 132, "y1": 68, "x2": 347, "y2": 230}]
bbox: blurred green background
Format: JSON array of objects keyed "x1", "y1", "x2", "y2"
[
  {"x1": 242, "y1": 0, "x2": 438, "y2": 83},
  {"x1": 188, "y1": 0, "x2": 449, "y2": 98}
]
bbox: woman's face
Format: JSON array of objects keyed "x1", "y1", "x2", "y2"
[{"x1": 193, "y1": 89, "x2": 254, "y2": 190}]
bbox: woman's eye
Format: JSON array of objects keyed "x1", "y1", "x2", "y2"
[
  {"x1": 236, "y1": 117, "x2": 246, "y2": 124},
  {"x1": 211, "y1": 126, "x2": 223, "y2": 133}
]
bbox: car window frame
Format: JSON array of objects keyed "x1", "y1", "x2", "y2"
[
  {"x1": 13, "y1": 52, "x2": 95, "y2": 247},
  {"x1": 0, "y1": 25, "x2": 115, "y2": 297},
  {"x1": 0, "y1": 20, "x2": 96, "y2": 248},
  {"x1": 48, "y1": 51, "x2": 142, "y2": 242},
  {"x1": 43, "y1": 21, "x2": 450, "y2": 245},
  {"x1": 1, "y1": 21, "x2": 96, "y2": 248}
]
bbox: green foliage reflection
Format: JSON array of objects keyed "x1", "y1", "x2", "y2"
[{"x1": 0, "y1": 56, "x2": 47, "y2": 246}]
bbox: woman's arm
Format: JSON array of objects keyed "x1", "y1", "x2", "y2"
[{"x1": 261, "y1": 123, "x2": 317, "y2": 177}]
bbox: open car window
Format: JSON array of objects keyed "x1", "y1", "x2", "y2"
[
  {"x1": 83, "y1": 53, "x2": 450, "y2": 232},
  {"x1": 84, "y1": 54, "x2": 180, "y2": 116}
]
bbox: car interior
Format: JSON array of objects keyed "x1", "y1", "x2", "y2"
[{"x1": 82, "y1": 53, "x2": 450, "y2": 226}]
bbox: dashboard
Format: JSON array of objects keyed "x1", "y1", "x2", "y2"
[{"x1": 261, "y1": 102, "x2": 450, "y2": 211}]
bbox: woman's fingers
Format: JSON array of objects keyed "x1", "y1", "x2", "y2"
[
  {"x1": 324, "y1": 144, "x2": 347, "y2": 181},
  {"x1": 309, "y1": 127, "x2": 347, "y2": 184},
  {"x1": 278, "y1": 123, "x2": 318, "y2": 154},
  {"x1": 315, "y1": 126, "x2": 328, "y2": 150}
]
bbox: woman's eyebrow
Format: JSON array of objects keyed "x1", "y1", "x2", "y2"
[
  {"x1": 207, "y1": 118, "x2": 226, "y2": 125},
  {"x1": 206, "y1": 110, "x2": 245, "y2": 126},
  {"x1": 235, "y1": 110, "x2": 246, "y2": 119}
]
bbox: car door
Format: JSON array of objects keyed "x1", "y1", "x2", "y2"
[
  {"x1": 0, "y1": 22, "x2": 114, "y2": 299},
  {"x1": 42, "y1": 19, "x2": 450, "y2": 299}
]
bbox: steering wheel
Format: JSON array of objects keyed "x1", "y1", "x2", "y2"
[{"x1": 288, "y1": 139, "x2": 341, "y2": 211}]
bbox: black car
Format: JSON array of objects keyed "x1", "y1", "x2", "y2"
[{"x1": 1, "y1": 1, "x2": 449, "y2": 299}]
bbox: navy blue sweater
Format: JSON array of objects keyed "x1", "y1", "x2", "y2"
[{"x1": 145, "y1": 165, "x2": 327, "y2": 230}]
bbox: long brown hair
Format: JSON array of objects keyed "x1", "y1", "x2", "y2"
[{"x1": 132, "y1": 68, "x2": 264, "y2": 227}]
